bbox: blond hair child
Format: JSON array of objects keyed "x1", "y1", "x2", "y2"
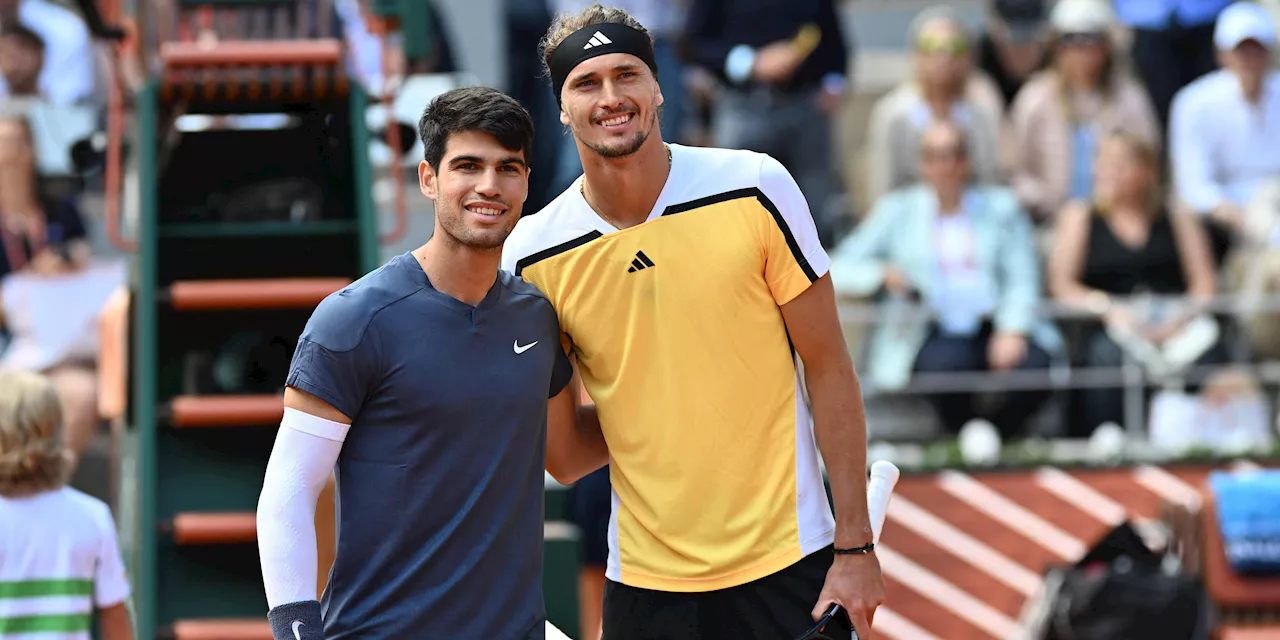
[{"x1": 0, "y1": 371, "x2": 132, "y2": 639}]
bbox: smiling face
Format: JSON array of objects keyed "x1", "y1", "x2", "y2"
[
  {"x1": 559, "y1": 52, "x2": 663, "y2": 159},
  {"x1": 918, "y1": 121, "x2": 970, "y2": 192},
  {"x1": 1092, "y1": 134, "x2": 1155, "y2": 209},
  {"x1": 418, "y1": 129, "x2": 529, "y2": 251}
]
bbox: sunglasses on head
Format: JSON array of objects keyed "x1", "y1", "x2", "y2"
[
  {"x1": 1058, "y1": 31, "x2": 1107, "y2": 46},
  {"x1": 793, "y1": 604, "x2": 854, "y2": 640},
  {"x1": 917, "y1": 34, "x2": 969, "y2": 55}
]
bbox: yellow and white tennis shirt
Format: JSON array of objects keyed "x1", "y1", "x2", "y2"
[{"x1": 501, "y1": 143, "x2": 836, "y2": 592}]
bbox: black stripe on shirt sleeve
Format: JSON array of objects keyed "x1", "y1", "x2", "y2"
[{"x1": 661, "y1": 187, "x2": 818, "y2": 283}]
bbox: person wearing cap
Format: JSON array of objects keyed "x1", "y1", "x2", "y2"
[
  {"x1": 1169, "y1": 0, "x2": 1280, "y2": 260},
  {"x1": 1008, "y1": 0, "x2": 1160, "y2": 221},
  {"x1": 502, "y1": 4, "x2": 885, "y2": 639},
  {"x1": 1115, "y1": 0, "x2": 1233, "y2": 134},
  {"x1": 978, "y1": 0, "x2": 1052, "y2": 107}
]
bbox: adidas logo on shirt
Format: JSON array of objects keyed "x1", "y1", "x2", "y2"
[
  {"x1": 627, "y1": 251, "x2": 655, "y2": 273},
  {"x1": 583, "y1": 31, "x2": 613, "y2": 49}
]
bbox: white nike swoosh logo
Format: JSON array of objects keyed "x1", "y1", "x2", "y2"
[
  {"x1": 514, "y1": 339, "x2": 538, "y2": 354},
  {"x1": 292, "y1": 620, "x2": 305, "y2": 640}
]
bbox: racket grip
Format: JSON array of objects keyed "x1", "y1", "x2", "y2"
[{"x1": 866, "y1": 460, "x2": 900, "y2": 544}]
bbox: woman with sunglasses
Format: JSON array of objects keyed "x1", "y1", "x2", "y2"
[{"x1": 1008, "y1": 0, "x2": 1159, "y2": 223}]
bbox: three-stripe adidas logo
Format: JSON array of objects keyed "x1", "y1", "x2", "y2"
[
  {"x1": 627, "y1": 251, "x2": 655, "y2": 273},
  {"x1": 582, "y1": 31, "x2": 613, "y2": 50}
]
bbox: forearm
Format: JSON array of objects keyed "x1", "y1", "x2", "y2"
[
  {"x1": 547, "y1": 402, "x2": 609, "y2": 485},
  {"x1": 97, "y1": 603, "x2": 133, "y2": 640},
  {"x1": 257, "y1": 416, "x2": 342, "y2": 608},
  {"x1": 807, "y1": 358, "x2": 873, "y2": 547},
  {"x1": 1054, "y1": 279, "x2": 1115, "y2": 311}
]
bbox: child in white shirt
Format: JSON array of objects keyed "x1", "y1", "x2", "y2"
[{"x1": 0, "y1": 371, "x2": 132, "y2": 640}]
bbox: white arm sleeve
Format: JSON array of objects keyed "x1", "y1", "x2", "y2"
[{"x1": 257, "y1": 408, "x2": 349, "y2": 609}]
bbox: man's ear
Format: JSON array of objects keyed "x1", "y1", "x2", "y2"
[
  {"x1": 560, "y1": 104, "x2": 571, "y2": 127},
  {"x1": 418, "y1": 160, "x2": 437, "y2": 200}
]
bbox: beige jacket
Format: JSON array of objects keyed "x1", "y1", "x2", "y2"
[
  {"x1": 1008, "y1": 70, "x2": 1160, "y2": 220},
  {"x1": 863, "y1": 73, "x2": 1007, "y2": 206}
]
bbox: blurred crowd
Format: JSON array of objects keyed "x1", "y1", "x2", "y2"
[
  {"x1": 2, "y1": 0, "x2": 1280, "y2": 476},
  {"x1": 502, "y1": 0, "x2": 1280, "y2": 452}
]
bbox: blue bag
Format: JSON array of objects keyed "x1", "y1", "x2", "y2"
[{"x1": 1209, "y1": 469, "x2": 1280, "y2": 576}]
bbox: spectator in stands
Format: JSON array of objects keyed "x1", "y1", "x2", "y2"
[
  {"x1": 1170, "y1": 1, "x2": 1280, "y2": 262},
  {"x1": 977, "y1": 0, "x2": 1051, "y2": 107},
  {"x1": 1009, "y1": 0, "x2": 1160, "y2": 222},
  {"x1": 0, "y1": 0, "x2": 96, "y2": 105},
  {"x1": 864, "y1": 6, "x2": 1006, "y2": 206},
  {"x1": 683, "y1": 0, "x2": 850, "y2": 246},
  {"x1": 0, "y1": 22, "x2": 41, "y2": 104},
  {"x1": 0, "y1": 113, "x2": 96, "y2": 460},
  {"x1": 1115, "y1": 0, "x2": 1231, "y2": 135},
  {"x1": 0, "y1": 371, "x2": 133, "y2": 640},
  {"x1": 1048, "y1": 131, "x2": 1225, "y2": 436},
  {"x1": 829, "y1": 121, "x2": 1060, "y2": 440}
]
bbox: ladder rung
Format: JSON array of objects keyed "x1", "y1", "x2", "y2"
[
  {"x1": 161, "y1": 39, "x2": 343, "y2": 68},
  {"x1": 165, "y1": 277, "x2": 349, "y2": 311},
  {"x1": 168, "y1": 512, "x2": 257, "y2": 545},
  {"x1": 169, "y1": 618, "x2": 271, "y2": 640},
  {"x1": 168, "y1": 394, "x2": 282, "y2": 428}
]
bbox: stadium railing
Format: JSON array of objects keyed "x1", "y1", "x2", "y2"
[{"x1": 832, "y1": 291, "x2": 1280, "y2": 457}]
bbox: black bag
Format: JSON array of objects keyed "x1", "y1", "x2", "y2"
[
  {"x1": 218, "y1": 177, "x2": 325, "y2": 222},
  {"x1": 1028, "y1": 522, "x2": 1212, "y2": 640}
]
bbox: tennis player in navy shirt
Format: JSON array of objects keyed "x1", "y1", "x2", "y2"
[{"x1": 255, "y1": 86, "x2": 576, "y2": 639}]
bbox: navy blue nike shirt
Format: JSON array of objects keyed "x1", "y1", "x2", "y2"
[{"x1": 284, "y1": 251, "x2": 573, "y2": 639}]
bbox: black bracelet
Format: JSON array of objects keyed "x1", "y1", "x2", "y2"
[{"x1": 834, "y1": 542, "x2": 875, "y2": 555}]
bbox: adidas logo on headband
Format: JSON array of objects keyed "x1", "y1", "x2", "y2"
[{"x1": 582, "y1": 31, "x2": 613, "y2": 49}]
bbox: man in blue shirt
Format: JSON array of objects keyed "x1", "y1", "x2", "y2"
[
  {"x1": 254, "y1": 85, "x2": 580, "y2": 639},
  {"x1": 1115, "y1": 0, "x2": 1233, "y2": 133}
]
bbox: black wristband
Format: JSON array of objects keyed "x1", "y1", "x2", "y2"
[
  {"x1": 833, "y1": 542, "x2": 875, "y2": 556},
  {"x1": 267, "y1": 600, "x2": 324, "y2": 640}
]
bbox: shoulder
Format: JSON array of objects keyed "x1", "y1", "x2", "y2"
[
  {"x1": 22, "y1": 1, "x2": 89, "y2": 37},
  {"x1": 502, "y1": 188, "x2": 598, "y2": 276},
  {"x1": 57, "y1": 487, "x2": 115, "y2": 532},
  {"x1": 869, "y1": 83, "x2": 916, "y2": 120},
  {"x1": 1056, "y1": 200, "x2": 1095, "y2": 230},
  {"x1": 1012, "y1": 72, "x2": 1057, "y2": 111},
  {"x1": 497, "y1": 269, "x2": 554, "y2": 308},
  {"x1": 1114, "y1": 73, "x2": 1150, "y2": 101},
  {"x1": 665, "y1": 144, "x2": 787, "y2": 206},
  {"x1": 301, "y1": 256, "x2": 422, "y2": 352},
  {"x1": 1172, "y1": 70, "x2": 1231, "y2": 112},
  {"x1": 973, "y1": 185, "x2": 1021, "y2": 214}
]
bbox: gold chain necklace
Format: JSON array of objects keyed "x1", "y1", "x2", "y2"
[{"x1": 581, "y1": 143, "x2": 672, "y2": 230}]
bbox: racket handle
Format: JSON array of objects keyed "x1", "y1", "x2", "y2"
[{"x1": 867, "y1": 460, "x2": 900, "y2": 545}]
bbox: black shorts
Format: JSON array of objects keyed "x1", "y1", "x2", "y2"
[
  {"x1": 566, "y1": 465, "x2": 612, "y2": 567},
  {"x1": 601, "y1": 546, "x2": 850, "y2": 640}
]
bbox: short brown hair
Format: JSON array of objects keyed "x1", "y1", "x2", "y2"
[
  {"x1": 539, "y1": 3, "x2": 653, "y2": 79},
  {"x1": 0, "y1": 371, "x2": 72, "y2": 498}
]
